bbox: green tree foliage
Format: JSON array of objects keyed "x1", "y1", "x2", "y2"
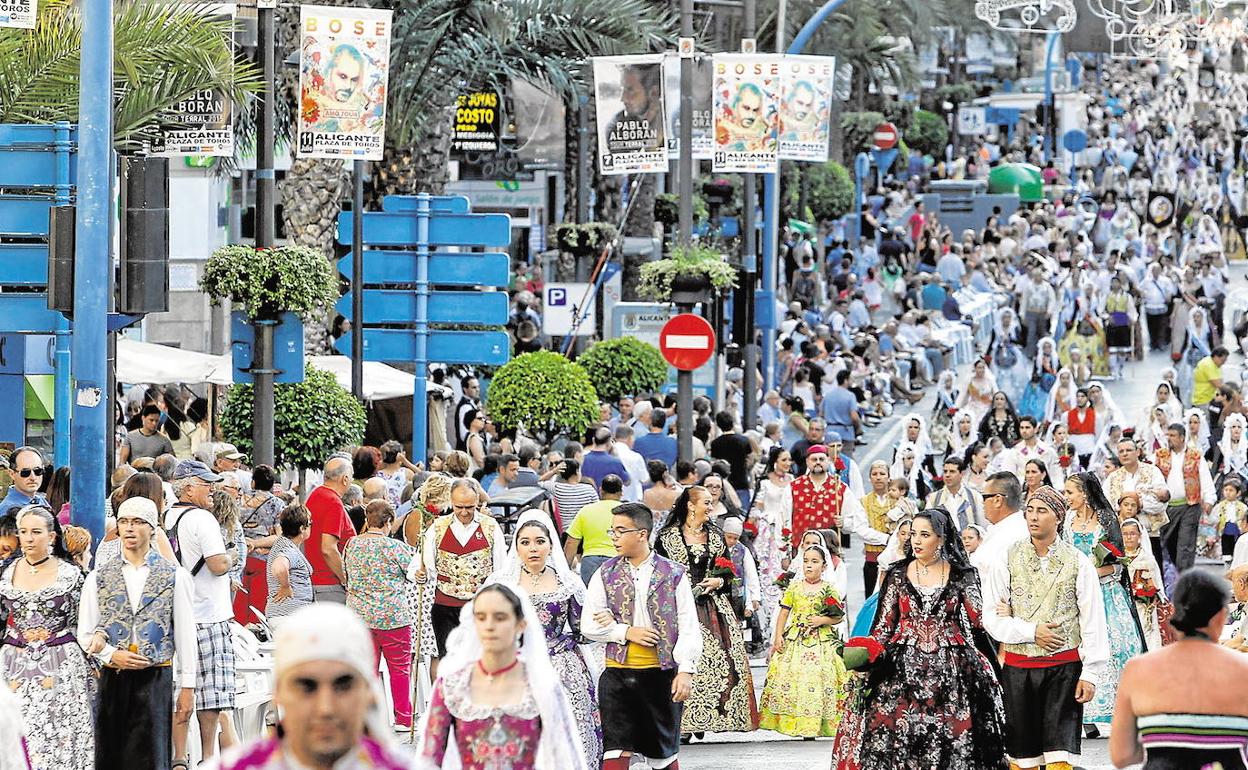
[
  {"x1": 201, "y1": 245, "x2": 339, "y2": 321},
  {"x1": 485, "y1": 351, "x2": 599, "y2": 447},
  {"x1": 0, "y1": 0, "x2": 260, "y2": 146},
  {"x1": 806, "y1": 161, "x2": 856, "y2": 222},
  {"x1": 907, "y1": 109, "x2": 949, "y2": 157},
  {"x1": 840, "y1": 111, "x2": 886, "y2": 155},
  {"x1": 221, "y1": 364, "x2": 366, "y2": 469},
  {"x1": 576, "y1": 337, "x2": 668, "y2": 405}
]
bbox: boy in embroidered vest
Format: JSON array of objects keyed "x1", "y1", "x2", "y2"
[
  {"x1": 205, "y1": 604, "x2": 411, "y2": 770},
  {"x1": 77, "y1": 497, "x2": 197, "y2": 770},
  {"x1": 583, "y1": 503, "x2": 702, "y2": 770},
  {"x1": 415, "y1": 477, "x2": 505, "y2": 680},
  {"x1": 1154, "y1": 422, "x2": 1217, "y2": 572},
  {"x1": 722, "y1": 517, "x2": 764, "y2": 655},
  {"x1": 982, "y1": 485, "x2": 1110, "y2": 770}
]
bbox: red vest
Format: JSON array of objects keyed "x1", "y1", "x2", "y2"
[
  {"x1": 1067, "y1": 408, "x2": 1096, "y2": 436},
  {"x1": 433, "y1": 518, "x2": 494, "y2": 608}
]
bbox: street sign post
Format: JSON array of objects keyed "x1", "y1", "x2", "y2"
[
  {"x1": 659, "y1": 313, "x2": 716, "y2": 371},
  {"x1": 336, "y1": 193, "x2": 511, "y2": 463},
  {"x1": 872, "y1": 122, "x2": 899, "y2": 150}
]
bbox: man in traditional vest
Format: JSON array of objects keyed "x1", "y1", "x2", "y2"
[
  {"x1": 983, "y1": 486, "x2": 1110, "y2": 770},
  {"x1": 789, "y1": 444, "x2": 889, "y2": 550},
  {"x1": 77, "y1": 497, "x2": 197, "y2": 770},
  {"x1": 415, "y1": 477, "x2": 505, "y2": 680},
  {"x1": 1153, "y1": 422, "x2": 1216, "y2": 572},
  {"x1": 583, "y1": 502, "x2": 701, "y2": 770}
]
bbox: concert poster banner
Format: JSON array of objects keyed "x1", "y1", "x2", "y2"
[
  {"x1": 0, "y1": 0, "x2": 35, "y2": 29},
  {"x1": 778, "y1": 55, "x2": 835, "y2": 162},
  {"x1": 296, "y1": 5, "x2": 392, "y2": 161},
  {"x1": 712, "y1": 54, "x2": 781, "y2": 173},
  {"x1": 592, "y1": 54, "x2": 668, "y2": 175},
  {"x1": 152, "y1": 5, "x2": 237, "y2": 157},
  {"x1": 663, "y1": 54, "x2": 713, "y2": 160}
]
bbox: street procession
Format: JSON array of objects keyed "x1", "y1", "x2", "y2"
[{"x1": 5, "y1": 0, "x2": 1248, "y2": 768}]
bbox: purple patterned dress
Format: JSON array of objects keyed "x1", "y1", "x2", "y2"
[
  {"x1": 0, "y1": 560, "x2": 96, "y2": 770},
  {"x1": 419, "y1": 664, "x2": 543, "y2": 769},
  {"x1": 530, "y1": 582, "x2": 601, "y2": 768}
]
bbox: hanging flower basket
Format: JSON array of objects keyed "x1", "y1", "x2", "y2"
[{"x1": 638, "y1": 243, "x2": 738, "y2": 305}]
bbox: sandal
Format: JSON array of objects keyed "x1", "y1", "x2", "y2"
[{"x1": 172, "y1": 759, "x2": 190, "y2": 770}]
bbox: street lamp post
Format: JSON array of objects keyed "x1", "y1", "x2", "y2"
[
  {"x1": 741, "y1": 0, "x2": 758, "y2": 431},
  {"x1": 253, "y1": 1, "x2": 277, "y2": 466},
  {"x1": 677, "y1": 0, "x2": 695, "y2": 463}
]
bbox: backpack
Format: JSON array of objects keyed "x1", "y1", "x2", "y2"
[{"x1": 165, "y1": 502, "x2": 208, "y2": 576}]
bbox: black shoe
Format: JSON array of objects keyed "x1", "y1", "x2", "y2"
[{"x1": 1084, "y1": 723, "x2": 1101, "y2": 739}]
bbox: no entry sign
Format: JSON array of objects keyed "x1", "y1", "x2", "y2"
[
  {"x1": 873, "y1": 122, "x2": 899, "y2": 150},
  {"x1": 659, "y1": 313, "x2": 715, "y2": 371}
]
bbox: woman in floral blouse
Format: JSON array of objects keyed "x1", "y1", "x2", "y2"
[{"x1": 344, "y1": 499, "x2": 420, "y2": 731}]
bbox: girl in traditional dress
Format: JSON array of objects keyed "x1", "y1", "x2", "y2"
[
  {"x1": 1218, "y1": 413, "x2": 1248, "y2": 487},
  {"x1": 656, "y1": 487, "x2": 759, "y2": 736},
  {"x1": 1048, "y1": 421, "x2": 1080, "y2": 478},
  {"x1": 957, "y1": 358, "x2": 997, "y2": 425},
  {"x1": 1136, "y1": 383, "x2": 1183, "y2": 448},
  {"x1": 833, "y1": 508, "x2": 1007, "y2": 769},
  {"x1": 0, "y1": 505, "x2": 94, "y2": 770},
  {"x1": 415, "y1": 583, "x2": 590, "y2": 769},
  {"x1": 1179, "y1": 307, "x2": 1214, "y2": 407},
  {"x1": 1121, "y1": 516, "x2": 1168, "y2": 651},
  {"x1": 1062, "y1": 472, "x2": 1146, "y2": 736},
  {"x1": 977, "y1": 391, "x2": 1021, "y2": 448},
  {"x1": 930, "y1": 372, "x2": 960, "y2": 457},
  {"x1": 963, "y1": 442, "x2": 991, "y2": 492},
  {"x1": 487, "y1": 511, "x2": 601, "y2": 768},
  {"x1": 1044, "y1": 368, "x2": 1079, "y2": 429},
  {"x1": 1187, "y1": 408, "x2": 1212, "y2": 458},
  {"x1": 1018, "y1": 336, "x2": 1060, "y2": 422},
  {"x1": 749, "y1": 448, "x2": 793, "y2": 635},
  {"x1": 947, "y1": 410, "x2": 979, "y2": 462},
  {"x1": 990, "y1": 308, "x2": 1027, "y2": 402},
  {"x1": 758, "y1": 544, "x2": 849, "y2": 738}
]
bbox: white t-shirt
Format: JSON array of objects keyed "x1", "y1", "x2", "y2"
[{"x1": 166, "y1": 504, "x2": 232, "y2": 623}]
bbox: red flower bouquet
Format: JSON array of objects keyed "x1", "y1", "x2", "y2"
[
  {"x1": 816, "y1": 586, "x2": 845, "y2": 624},
  {"x1": 834, "y1": 457, "x2": 846, "y2": 472},
  {"x1": 773, "y1": 571, "x2": 794, "y2": 589},
  {"x1": 841, "y1": 636, "x2": 885, "y2": 670},
  {"x1": 947, "y1": 407, "x2": 958, "y2": 417},
  {"x1": 1092, "y1": 538, "x2": 1123, "y2": 568},
  {"x1": 742, "y1": 520, "x2": 759, "y2": 537},
  {"x1": 696, "y1": 556, "x2": 738, "y2": 598},
  {"x1": 1058, "y1": 455, "x2": 1072, "y2": 468},
  {"x1": 780, "y1": 527, "x2": 793, "y2": 551}
]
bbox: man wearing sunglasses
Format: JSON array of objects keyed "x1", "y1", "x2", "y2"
[{"x1": 1, "y1": 447, "x2": 49, "y2": 512}]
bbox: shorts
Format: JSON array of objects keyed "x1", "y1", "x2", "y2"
[{"x1": 194, "y1": 620, "x2": 236, "y2": 711}]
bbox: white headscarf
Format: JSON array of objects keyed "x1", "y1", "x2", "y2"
[
  {"x1": 487, "y1": 510, "x2": 601, "y2": 678},
  {"x1": 1034, "y1": 336, "x2": 1061, "y2": 376},
  {"x1": 273, "y1": 604, "x2": 396, "y2": 750},
  {"x1": 1045, "y1": 368, "x2": 1078, "y2": 422},
  {"x1": 948, "y1": 408, "x2": 979, "y2": 458},
  {"x1": 1219, "y1": 413, "x2": 1248, "y2": 476},
  {"x1": 416, "y1": 583, "x2": 590, "y2": 770},
  {"x1": 1185, "y1": 306, "x2": 1212, "y2": 358},
  {"x1": 1185, "y1": 408, "x2": 1211, "y2": 454}
]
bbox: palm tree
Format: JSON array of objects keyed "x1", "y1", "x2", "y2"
[{"x1": 0, "y1": 0, "x2": 259, "y2": 145}]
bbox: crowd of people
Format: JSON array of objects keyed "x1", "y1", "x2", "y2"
[{"x1": 8, "y1": 48, "x2": 1248, "y2": 770}]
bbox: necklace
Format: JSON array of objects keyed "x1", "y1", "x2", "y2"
[
  {"x1": 24, "y1": 555, "x2": 50, "y2": 574},
  {"x1": 477, "y1": 658, "x2": 519, "y2": 683},
  {"x1": 916, "y1": 557, "x2": 945, "y2": 584},
  {"x1": 520, "y1": 564, "x2": 546, "y2": 591}
]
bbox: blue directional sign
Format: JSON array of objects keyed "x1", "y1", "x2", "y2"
[
  {"x1": 0, "y1": 198, "x2": 56, "y2": 236},
  {"x1": 985, "y1": 106, "x2": 1022, "y2": 125},
  {"x1": 229, "y1": 311, "x2": 306, "y2": 385},
  {"x1": 337, "y1": 211, "x2": 512, "y2": 248},
  {"x1": 337, "y1": 251, "x2": 511, "y2": 287},
  {"x1": 336, "y1": 290, "x2": 509, "y2": 326},
  {"x1": 0, "y1": 244, "x2": 51, "y2": 285},
  {"x1": 0, "y1": 294, "x2": 65, "y2": 333},
  {"x1": 1063, "y1": 130, "x2": 1088, "y2": 153},
  {"x1": 382, "y1": 195, "x2": 470, "y2": 214},
  {"x1": 334, "y1": 329, "x2": 511, "y2": 367}
]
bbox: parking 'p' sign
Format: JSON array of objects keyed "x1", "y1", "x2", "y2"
[{"x1": 659, "y1": 313, "x2": 715, "y2": 371}]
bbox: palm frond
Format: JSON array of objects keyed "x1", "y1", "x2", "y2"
[{"x1": 0, "y1": 0, "x2": 261, "y2": 146}]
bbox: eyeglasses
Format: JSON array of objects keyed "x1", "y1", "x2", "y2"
[
  {"x1": 608, "y1": 527, "x2": 644, "y2": 538},
  {"x1": 981, "y1": 493, "x2": 1003, "y2": 501},
  {"x1": 15, "y1": 467, "x2": 44, "y2": 479}
]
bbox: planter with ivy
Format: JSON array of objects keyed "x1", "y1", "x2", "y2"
[
  {"x1": 638, "y1": 243, "x2": 738, "y2": 306},
  {"x1": 554, "y1": 222, "x2": 618, "y2": 257}
]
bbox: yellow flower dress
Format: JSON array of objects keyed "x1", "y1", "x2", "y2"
[{"x1": 758, "y1": 579, "x2": 849, "y2": 737}]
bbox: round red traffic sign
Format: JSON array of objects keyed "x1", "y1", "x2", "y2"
[
  {"x1": 659, "y1": 313, "x2": 716, "y2": 371},
  {"x1": 873, "y1": 122, "x2": 899, "y2": 150}
]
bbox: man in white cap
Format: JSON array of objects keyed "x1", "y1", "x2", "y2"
[
  {"x1": 77, "y1": 496, "x2": 197, "y2": 770},
  {"x1": 207, "y1": 603, "x2": 412, "y2": 770}
]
